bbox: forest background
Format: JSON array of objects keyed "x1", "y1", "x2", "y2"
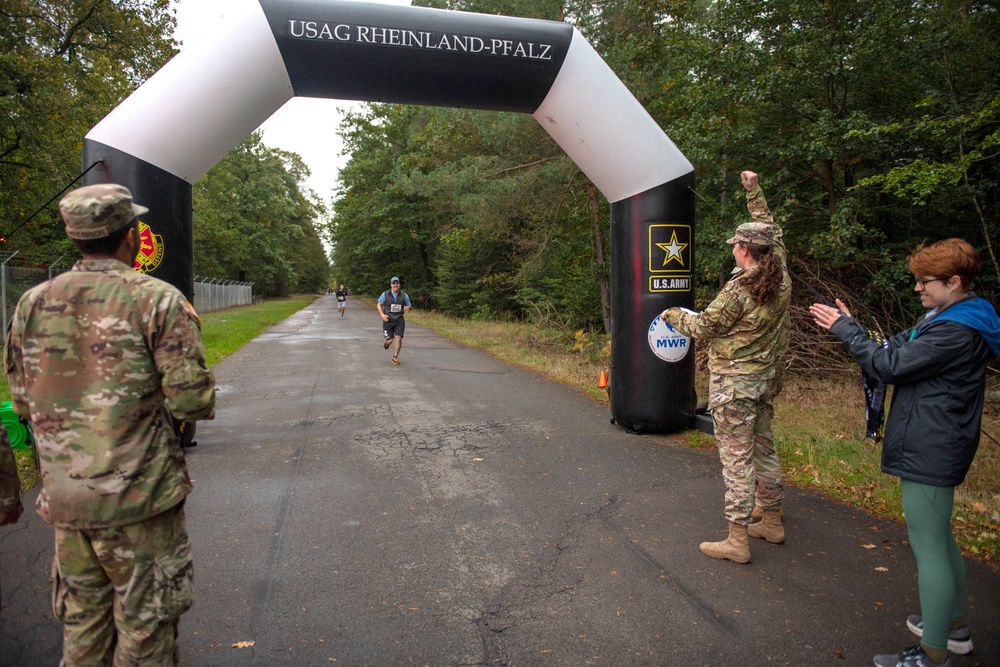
[
  {"x1": 332, "y1": 0, "x2": 1000, "y2": 347},
  {"x1": 1, "y1": 1, "x2": 998, "y2": 558},
  {"x1": 4, "y1": 1, "x2": 998, "y2": 329}
]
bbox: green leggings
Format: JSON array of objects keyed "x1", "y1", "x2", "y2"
[{"x1": 901, "y1": 479, "x2": 966, "y2": 651}]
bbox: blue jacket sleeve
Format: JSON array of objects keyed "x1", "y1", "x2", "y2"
[{"x1": 830, "y1": 316, "x2": 971, "y2": 385}]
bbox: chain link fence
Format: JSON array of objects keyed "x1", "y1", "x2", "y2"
[
  {"x1": 0, "y1": 252, "x2": 254, "y2": 331},
  {"x1": 192, "y1": 276, "x2": 254, "y2": 313}
]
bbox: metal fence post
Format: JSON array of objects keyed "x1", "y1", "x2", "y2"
[
  {"x1": 2, "y1": 251, "x2": 20, "y2": 334},
  {"x1": 48, "y1": 255, "x2": 65, "y2": 281}
]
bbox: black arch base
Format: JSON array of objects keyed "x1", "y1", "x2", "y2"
[
  {"x1": 82, "y1": 139, "x2": 194, "y2": 301},
  {"x1": 609, "y1": 174, "x2": 697, "y2": 434}
]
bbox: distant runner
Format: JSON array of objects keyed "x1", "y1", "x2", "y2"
[
  {"x1": 335, "y1": 284, "x2": 348, "y2": 317},
  {"x1": 377, "y1": 276, "x2": 411, "y2": 366}
]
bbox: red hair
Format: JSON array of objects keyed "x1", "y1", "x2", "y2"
[{"x1": 908, "y1": 238, "x2": 981, "y2": 290}]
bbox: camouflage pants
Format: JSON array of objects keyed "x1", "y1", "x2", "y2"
[
  {"x1": 709, "y1": 374, "x2": 784, "y2": 526},
  {"x1": 52, "y1": 503, "x2": 193, "y2": 667}
]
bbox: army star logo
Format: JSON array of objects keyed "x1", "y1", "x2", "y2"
[
  {"x1": 656, "y1": 231, "x2": 687, "y2": 267},
  {"x1": 648, "y1": 224, "x2": 692, "y2": 292}
]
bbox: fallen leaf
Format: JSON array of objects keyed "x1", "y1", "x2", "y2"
[
  {"x1": 874, "y1": 566, "x2": 889, "y2": 572},
  {"x1": 861, "y1": 543, "x2": 876, "y2": 549},
  {"x1": 232, "y1": 640, "x2": 255, "y2": 648},
  {"x1": 472, "y1": 458, "x2": 484, "y2": 461}
]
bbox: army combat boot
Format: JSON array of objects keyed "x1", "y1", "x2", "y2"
[
  {"x1": 699, "y1": 522, "x2": 750, "y2": 564},
  {"x1": 751, "y1": 504, "x2": 784, "y2": 521},
  {"x1": 747, "y1": 509, "x2": 785, "y2": 544}
]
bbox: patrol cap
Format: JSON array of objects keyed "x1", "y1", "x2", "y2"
[
  {"x1": 727, "y1": 222, "x2": 775, "y2": 247},
  {"x1": 59, "y1": 184, "x2": 148, "y2": 240},
  {"x1": 390, "y1": 276, "x2": 400, "y2": 283}
]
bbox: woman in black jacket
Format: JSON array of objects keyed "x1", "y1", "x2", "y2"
[{"x1": 811, "y1": 238, "x2": 1000, "y2": 667}]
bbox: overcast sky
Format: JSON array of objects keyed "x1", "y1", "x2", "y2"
[{"x1": 171, "y1": 0, "x2": 412, "y2": 203}]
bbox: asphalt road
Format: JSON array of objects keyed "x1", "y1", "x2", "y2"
[{"x1": 2, "y1": 294, "x2": 999, "y2": 666}]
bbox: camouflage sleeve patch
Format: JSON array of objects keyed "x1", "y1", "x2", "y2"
[
  {"x1": 667, "y1": 281, "x2": 748, "y2": 340},
  {"x1": 152, "y1": 293, "x2": 215, "y2": 422},
  {"x1": 183, "y1": 300, "x2": 201, "y2": 327},
  {"x1": 745, "y1": 184, "x2": 774, "y2": 225},
  {"x1": 4, "y1": 294, "x2": 33, "y2": 419},
  {"x1": 746, "y1": 184, "x2": 787, "y2": 265}
]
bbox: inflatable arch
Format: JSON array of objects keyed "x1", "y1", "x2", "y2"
[{"x1": 83, "y1": 0, "x2": 697, "y2": 433}]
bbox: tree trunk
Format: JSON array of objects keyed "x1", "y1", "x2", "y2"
[
  {"x1": 720, "y1": 161, "x2": 729, "y2": 288},
  {"x1": 419, "y1": 241, "x2": 434, "y2": 309},
  {"x1": 589, "y1": 180, "x2": 612, "y2": 336},
  {"x1": 823, "y1": 158, "x2": 837, "y2": 215}
]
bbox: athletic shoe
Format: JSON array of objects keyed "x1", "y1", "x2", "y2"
[
  {"x1": 906, "y1": 615, "x2": 973, "y2": 655},
  {"x1": 873, "y1": 645, "x2": 952, "y2": 667},
  {"x1": 384, "y1": 339, "x2": 392, "y2": 349},
  {"x1": 392, "y1": 357, "x2": 400, "y2": 365}
]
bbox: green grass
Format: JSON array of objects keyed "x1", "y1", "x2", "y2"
[
  {"x1": 199, "y1": 296, "x2": 317, "y2": 367},
  {"x1": 7, "y1": 295, "x2": 319, "y2": 492}
]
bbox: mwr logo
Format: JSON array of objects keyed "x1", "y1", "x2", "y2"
[
  {"x1": 647, "y1": 315, "x2": 690, "y2": 363},
  {"x1": 134, "y1": 221, "x2": 164, "y2": 274}
]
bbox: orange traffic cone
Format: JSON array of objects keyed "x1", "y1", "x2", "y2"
[{"x1": 598, "y1": 370, "x2": 609, "y2": 390}]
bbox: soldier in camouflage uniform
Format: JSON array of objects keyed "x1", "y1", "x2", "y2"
[
  {"x1": 0, "y1": 428, "x2": 23, "y2": 526},
  {"x1": 3, "y1": 184, "x2": 216, "y2": 666},
  {"x1": 660, "y1": 171, "x2": 791, "y2": 564}
]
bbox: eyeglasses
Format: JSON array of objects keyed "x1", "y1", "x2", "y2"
[{"x1": 915, "y1": 278, "x2": 945, "y2": 289}]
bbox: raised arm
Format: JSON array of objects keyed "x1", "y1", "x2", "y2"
[{"x1": 741, "y1": 170, "x2": 786, "y2": 265}]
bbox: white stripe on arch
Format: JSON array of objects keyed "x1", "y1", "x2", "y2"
[
  {"x1": 86, "y1": 1, "x2": 291, "y2": 184},
  {"x1": 533, "y1": 29, "x2": 692, "y2": 203}
]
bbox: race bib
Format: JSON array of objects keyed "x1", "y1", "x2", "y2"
[{"x1": 390, "y1": 304, "x2": 402, "y2": 313}]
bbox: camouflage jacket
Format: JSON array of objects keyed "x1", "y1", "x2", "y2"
[
  {"x1": 0, "y1": 429, "x2": 20, "y2": 516},
  {"x1": 3, "y1": 259, "x2": 215, "y2": 529},
  {"x1": 664, "y1": 184, "x2": 791, "y2": 377}
]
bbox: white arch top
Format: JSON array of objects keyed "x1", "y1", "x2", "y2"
[{"x1": 86, "y1": 0, "x2": 691, "y2": 202}]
